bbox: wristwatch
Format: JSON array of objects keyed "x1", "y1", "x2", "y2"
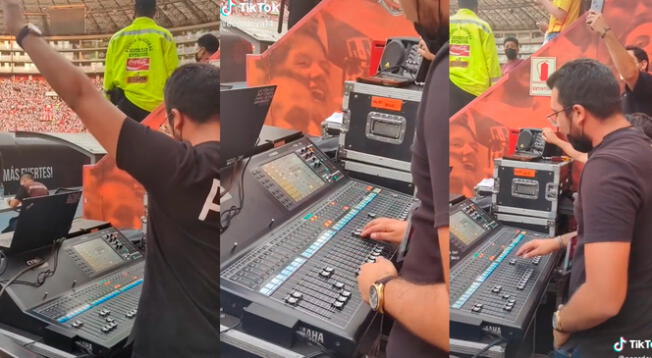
[
  {"x1": 552, "y1": 304, "x2": 566, "y2": 333},
  {"x1": 369, "y1": 275, "x2": 397, "y2": 314},
  {"x1": 16, "y1": 24, "x2": 43, "y2": 48}
]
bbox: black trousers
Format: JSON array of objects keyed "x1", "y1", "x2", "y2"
[
  {"x1": 450, "y1": 81, "x2": 477, "y2": 117},
  {"x1": 109, "y1": 88, "x2": 151, "y2": 123}
]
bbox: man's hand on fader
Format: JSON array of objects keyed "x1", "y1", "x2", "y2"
[{"x1": 0, "y1": 0, "x2": 28, "y2": 36}]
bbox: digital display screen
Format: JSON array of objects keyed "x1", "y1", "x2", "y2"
[
  {"x1": 73, "y1": 239, "x2": 123, "y2": 273},
  {"x1": 451, "y1": 211, "x2": 487, "y2": 246},
  {"x1": 262, "y1": 153, "x2": 326, "y2": 203},
  {"x1": 515, "y1": 184, "x2": 538, "y2": 196},
  {"x1": 372, "y1": 120, "x2": 402, "y2": 139}
]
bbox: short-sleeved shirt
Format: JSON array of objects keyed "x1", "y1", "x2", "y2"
[
  {"x1": 567, "y1": 126, "x2": 652, "y2": 355},
  {"x1": 546, "y1": 0, "x2": 581, "y2": 34},
  {"x1": 624, "y1": 71, "x2": 652, "y2": 116},
  {"x1": 385, "y1": 43, "x2": 448, "y2": 358},
  {"x1": 501, "y1": 59, "x2": 524, "y2": 75},
  {"x1": 116, "y1": 118, "x2": 219, "y2": 358},
  {"x1": 14, "y1": 181, "x2": 49, "y2": 202},
  {"x1": 450, "y1": 9, "x2": 502, "y2": 97}
]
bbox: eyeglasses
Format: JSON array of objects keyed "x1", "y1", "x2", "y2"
[{"x1": 546, "y1": 106, "x2": 573, "y2": 127}]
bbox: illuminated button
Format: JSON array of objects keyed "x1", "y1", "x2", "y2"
[
  {"x1": 337, "y1": 296, "x2": 347, "y2": 303},
  {"x1": 333, "y1": 282, "x2": 345, "y2": 289},
  {"x1": 286, "y1": 296, "x2": 299, "y2": 305},
  {"x1": 341, "y1": 290, "x2": 352, "y2": 298},
  {"x1": 71, "y1": 320, "x2": 83, "y2": 328},
  {"x1": 368, "y1": 213, "x2": 377, "y2": 219},
  {"x1": 333, "y1": 301, "x2": 344, "y2": 309}
]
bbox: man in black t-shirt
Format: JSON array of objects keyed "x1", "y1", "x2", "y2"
[
  {"x1": 518, "y1": 59, "x2": 652, "y2": 356},
  {"x1": 587, "y1": 11, "x2": 652, "y2": 117},
  {"x1": 356, "y1": 0, "x2": 449, "y2": 356},
  {"x1": 0, "y1": 2, "x2": 218, "y2": 357}
]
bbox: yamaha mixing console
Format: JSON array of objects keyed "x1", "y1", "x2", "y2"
[
  {"x1": 220, "y1": 137, "x2": 416, "y2": 357},
  {"x1": 0, "y1": 224, "x2": 144, "y2": 356},
  {"x1": 450, "y1": 199, "x2": 560, "y2": 340}
]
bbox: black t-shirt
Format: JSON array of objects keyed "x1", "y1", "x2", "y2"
[
  {"x1": 624, "y1": 71, "x2": 652, "y2": 116},
  {"x1": 15, "y1": 181, "x2": 49, "y2": 201},
  {"x1": 385, "y1": 43, "x2": 449, "y2": 358},
  {"x1": 567, "y1": 126, "x2": 652, "y2": 355},
  {"x1": 116, "y1": 118, "x2": 219, "y2": 358}
]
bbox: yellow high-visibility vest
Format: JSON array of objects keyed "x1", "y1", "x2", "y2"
[
  {"x1": 450, "y1": 9, "x2": 502, "y2": 97},
  {"x1": 104, "y1": 17, "x2": 179, "y2": 112}
]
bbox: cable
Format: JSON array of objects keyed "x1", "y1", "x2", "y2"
[
  {"x1": 0, "y1": 238, "x2": 64, "y2": 299},
  {"x1": 471, "y1": 336, "x2": 506, "y2": 358},
  {"x1": 220, "y1": 139, "x2": 258, "y2": 234}
]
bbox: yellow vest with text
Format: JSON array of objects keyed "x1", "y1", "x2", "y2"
[
  {"x1": 104, "y1": 17, "x2": 179, "y2": 112},
  {"x1": 450, "y1": 9, "x2": 502, "y2": 97}
]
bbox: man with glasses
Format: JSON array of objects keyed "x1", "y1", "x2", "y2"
[{"x1": 517, "y1": 59, "x2": 652, "y2": 357}]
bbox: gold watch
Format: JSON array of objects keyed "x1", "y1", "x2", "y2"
[{"x1": 369, "y1": 276, "x2": 396, "y2": 314}]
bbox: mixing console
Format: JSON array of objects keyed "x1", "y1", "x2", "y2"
[
  {"x1": 450, "y1": 200, "x2": 559, "y2": 340},
  {"x1": 221, "y1": 137, "x2": 416, "y2": 357},
  {"x1": 0, "y1": 225, "x2": 144, "y2": 355}
]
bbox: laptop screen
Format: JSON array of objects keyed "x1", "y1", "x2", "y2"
[
  {"x1": 220, "y1": 85, "x2": 276, "y2": 168},
  {"x1": 5, "y1": 191, "x2": 81, "y2": 254}
]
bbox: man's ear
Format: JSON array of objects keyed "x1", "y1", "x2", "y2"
[
  {"x1": 574, "y1": 104, "x2": 588, "y2": 127},
  {"x1": 171, "y1": 108, "x2": 185, "y2": 136}
]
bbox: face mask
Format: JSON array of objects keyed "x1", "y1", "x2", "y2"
[{"x1": 505, "y1": 48, "x2": 518, "y2": 60}]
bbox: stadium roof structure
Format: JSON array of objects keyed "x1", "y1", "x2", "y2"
[
  {"x1": 0, "y1": 0, "x2": 218, "y2": 36},
  {"x1": 450, "y1": 0, "x2": 555, "y2": 32}
]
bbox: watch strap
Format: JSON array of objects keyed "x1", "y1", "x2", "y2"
[
  {"x1": 375, "y1": 275, "x2": 397, "y2": 286},
  {"x1": 16, "y1": 24, "x2": 40, "y2": 49}
]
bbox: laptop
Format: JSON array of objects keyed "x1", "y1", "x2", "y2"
[
  {"x1": 220, "y1": 85, "x2": 276, "y2": 168},
  {"x1": 0, "y1": 191, "x2": 81, "y2": 255}
]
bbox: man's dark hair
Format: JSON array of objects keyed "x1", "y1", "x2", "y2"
[
  {"x1": 165, "y1": 63, "x2": 219, "y2": 124},
  {"x1": 135, "y1": 0, "x2": 156, "y2": 18},
  {"x1": 458, "y1": 0, "x2": 478, "y2": 12},
  {"x1": 504, "y1": 37, "x2": 519, "y2": 46},
  {"x1": 626, "y1": 45, "x2": 649, "y2": 72},
  {"x1": 546, "y1": 58, "x2": 622, "y2": 119},
  {"x1": 626, "y1": 112, "x2": 652, "y2": 139},
  {"x1": 198, "y1": 34, "x2": 219, "y2": 54}
]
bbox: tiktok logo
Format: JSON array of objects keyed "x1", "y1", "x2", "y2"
[
  {"x1": 613, "y1": 336, "x2": 627, "y2": 352},
  {"x1": 221, "y1": 0, "x2": 236, "y2": 16}
]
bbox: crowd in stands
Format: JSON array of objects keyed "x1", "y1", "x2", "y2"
[{"x1": 0, "y1": 77, "x2": 102, "y2": 133}]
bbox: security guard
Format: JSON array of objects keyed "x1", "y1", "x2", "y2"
[
  {"x1": 104, "y1": 0, "x2": 179, "y2": 122},
  {"x1": 450, "y1": 0, "x2": 501, "y2": 115}
]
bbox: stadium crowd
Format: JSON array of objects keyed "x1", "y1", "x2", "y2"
[{"x1": 0, "y1": 77, "x2": 102, "y2": 133}]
